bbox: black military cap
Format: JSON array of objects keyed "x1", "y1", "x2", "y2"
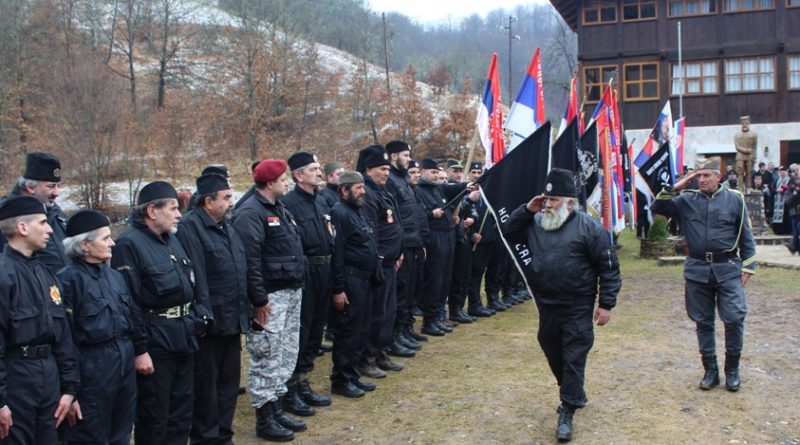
[
  {"x1": 447, "y1": 158, "x2": 464, "y2": 170},
  {"x1": 338, "y1": 171, "x2": 364, "y2": 186},
  {"x1": 420, "y1": 158, "x2": 439, "y2": 170},
  {"x1": 364, "y1": 149, "x2": 391, "y2": 169},
  {"x1": 287, "y1": 151, "x2": 319, "y2": 171},
  {"x1": 66, "y1": 209, "x2": 110, "y2": 237},
  {"x1": 201, "y1": 164, "x2": 229, "y2": 178},
  {"x1": 24, "y1": 152, "x2": 62, "y2": 182},
  {"x1": 469, "y1": 161, "x2": 483, "y2": 171},
  {"x1": 0, "y1": 196, "x2": 46, "y2": 220},
  {"x1": 137, "y1": 181, "x2": 178, "y2": 205},
  {"x1": 543, "y1": 168, "x2": 577, "y2": 198},
  {"x1": 386, "y1": 140, "x2": 411, "y2": 154},
  {"x1": 408, "y1": 160, "x2": 419, "y2": 169},
  {"x1": 356, "y1": 145, "x2": 385, "y2": 173},
  {"x1": 196, "y1": 173, "x2": 229, "y2": 195}
]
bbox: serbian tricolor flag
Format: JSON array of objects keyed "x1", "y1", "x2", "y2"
[
  {"x1": 505, "y1": 48, "x2": 545, "y2": 151},
  {"x1": 673, "y1": 117, "x2": 686, "y2": 179},
  {"x1": 557, "y1": 70, "x2": 579, "y2": 138},
  {"x1": 634, "y1": 101, "x2": 674, "y2": 220},
  {"x1": 477, "y1": 53, "x2": 505, "y2": 169}
]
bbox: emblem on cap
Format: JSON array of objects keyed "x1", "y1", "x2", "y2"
[
  {"x1": 383, "y1": 153, "x2": 388, "y2": 160},
  {"x1": 53, "y1": 168, "x2": 61, "y2": 178},
  {"x1": 313, "y1": 154, "x2": 319, "y2": 163},
  {"x1": 546, "y1": 183, "x2": 552, "y2": 192}
]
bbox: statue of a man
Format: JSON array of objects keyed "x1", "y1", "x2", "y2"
[{"x1": 734, "y1": 115, "x2": 757, "y2": 193}]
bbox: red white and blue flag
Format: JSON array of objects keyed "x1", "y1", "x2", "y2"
[
  {"x1": 477, "y1": 53, "x2": 505, "y2": 169},
  {"x1": 557, "y1": 70, "x2": 579, "y2": 138},
  {"x1": 673, "y1": 117, "x2": 686, "y2": 180},
  {"x1": 505, "y1": 48, "x2": 545, "y2": 151}
]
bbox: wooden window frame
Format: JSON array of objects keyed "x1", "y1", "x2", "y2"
[
  {"x1": 788, "y1": 0, "x2": 800, "y2": 8},
  {"x1": 667, "y1": 0, "x2": 718, "y2": 17},
  {"x1": 669, "y1": 61, "x2": 719, "y2": 96},
  {"x1": 583, "y1": 64, "x2": 618, "y2": 104},
  {"x1": 723, "y1": 56, "x2": 777, "y2": 94},
  {"x1": 722, "y1": 0, "x2": 776, "y2": 13},
  {"x1": 582, "y1": 1, "x2": 618, "y2": 26},
  {"x1": 789, "y1": 55, "x2": 800, "y2": 90},
  {"x1": 622, "y1": 0, "x2": 658, "y2": 22},
  {"x1": 623, "y1": 62, "x2": 660, "y2": 102}
]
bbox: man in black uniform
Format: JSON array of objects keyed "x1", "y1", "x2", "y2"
[
  {"x1": 384, "y1": 141, "x2": 425, "y2": 353},
  {"x1": 415, "y1": 159, "x2": 470, "y2": 336},
  {"x1": 177, "y1": 173, "x2": 249, "y2": 445},
  {"x1": 0, "y1": 196, "x2": 79, "y2": 444},
  {"x1": 328, "y1": 171, "x2": 380, "y2": 398},
  {"x1": 281, "y1": 152, "x2": 335, "y2": 414},
  {"x1": 405, "y1": 160, "x2": 431, "y2": 340},
  {"x1": 466, "y1": 188, "x2": 497, "y2": 318},
  {"x1": 446, "y1": 159, "x2": 478, "y2": 324},
  {"x1": 0, "y1": 152, "x2": 69, "y2": 274},
  {"x1": 111, "y1": 181, "x2": 210, "y2": 445},
  {"x1": 503, "y1": 169, "x2": 621, "y2": 442},
  {"x1": 319, "y1": 162, "x2": 344, "y2": 211}
]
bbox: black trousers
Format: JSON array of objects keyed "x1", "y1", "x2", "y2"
[
  {"x1": 331, "y1": 274, "x2": 372, "y2": 384},
  {"x1": 421, "y1": 230, "x2": 455, "y2": 321},
  {"x1": 536, "y1": 302, "x2": 595, "y2": 408},
  {"x1": 367, "y1": 264, "x2": 397, "y2": 357},
  {"x1": 1, "y1": 356, "x2": 60, "y2": 445},
  {"x1": 294, "y1": 263, "x2": 332, "y2": 377},
  {"x1": 448, "y1": 239, "x2": 472, "y2": 312},
  {"x1": 135, "y1": 353, "x2": 194, "y2": 445},
  {"x1": 484, "y1": 243, "x2": 505, "y2": 298},
  {"x1": 395, "y1": 246, "x2": 424, "y2": 329},
  {"x1": 190, "y1": 335, "x2": 241, "y2": 445},
  {"x1": 468, "y1": 240, "x2": 498, "y2": 307},
  {"x1": 64, "y1": 339, "x2": 137, "y2": 445}
]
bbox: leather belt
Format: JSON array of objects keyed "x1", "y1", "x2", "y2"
[
  {"x1": 145, "y1": 303, "x2": 192, "y2": 319},
  {"x1": 7, "y1": 344, "x2": 52, "y2": 359},
  {"x1": 308, "y1": 255, "x2": 331, "y2": 265},
  {"x1": 344, "y1": 266, "x2": 372, "y2": 279},
  {"x1": 688, "y1": 251, "x2": 739, "y2": 263}
]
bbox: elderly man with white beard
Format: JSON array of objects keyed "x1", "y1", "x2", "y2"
[{"x1": 503, "y1": 168, "x2": 621, "y2": 443}]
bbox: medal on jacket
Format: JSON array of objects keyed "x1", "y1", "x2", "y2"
[
  {"x1": 50, "y1": 285, "x2": 62, "y2": 305},
  {"x1": 267, "y1": 216, "x2": 281, "y2": 227},
  {"x1": 386, "y1": 209, "x2": 394, "y2": 224}
]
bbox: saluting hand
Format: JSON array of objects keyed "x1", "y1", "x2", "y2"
[
  {"x1": 672, "y1": 170, "x2": 699, "y2": 191},
  {"x1": 54, "y1": 394, "x2": 75, "y2": 428},
  {"x1": 526, "y1": 195, "x2": 546, "y2": 214},
  {"x1": 0, "y1": 405, "x2": 12, "y2": 439}
]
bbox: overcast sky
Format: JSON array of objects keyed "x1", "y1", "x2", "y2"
[{"x1": 368, "y1": 0, "x2": 549, "y2": 25}]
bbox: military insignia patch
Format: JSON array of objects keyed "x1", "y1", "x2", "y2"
[
  {"x1": 50, "y1": 285, "x2": 62, "y2": 305},
  {"x1": 267, "y1": 216, "x2": 281, "y2": 227},
  {"x1": 546, "y1": 183, "x2": 553, "y2": 192}
]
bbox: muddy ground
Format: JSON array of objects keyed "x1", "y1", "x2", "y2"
[{"x1": 228, "y1": 232, "x2": 799, "y2": 445}]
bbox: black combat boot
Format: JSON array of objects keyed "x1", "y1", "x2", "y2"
[
  {"x1": 376, "y1": 351, "x2": 404, "y2": 372},
  {"x1": 282, "y1": 384, "x2": 315, "y2": 416},
  {"x1": 273, "y1": 399, "x2": 307, "y2": 432},
  {"x1": 699, "y1": 354, "x2": 720, "y2": 390},
  {"x1": 556, "y1": 404, "x2": 575, "y2": 442},
  {"x1": 404, "y1": 325, "x2": 428, "y2": 342},
  {"x1": 388, "y1": 339, "x2": 416, "y2": 358},
  {"x1": 297, "y1": 379, "x2": 331, "y2": 407},
  {"x1": 421, "y1": 320, "x2": 445, "y2": 336},
  {"x1": 725, "y1": 352, "x2": 741, "y2": 392},
  {"x1": 395, "y1": 329, "x2": 421, "y2": 350},
  {"x1": 255, "y1": 403, "x2": 294, "y2": 442}
]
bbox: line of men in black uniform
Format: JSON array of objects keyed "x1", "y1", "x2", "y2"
[{"x1": 0, "y1": 145, "x2": 531, "y2": 444}]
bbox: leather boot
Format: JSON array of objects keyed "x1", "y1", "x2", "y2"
[
  {"x1": 435, "y1": 320, "x2": 453, "y2": 333},
  {"x1": 282, "y1": 384, "x2": 315, "y2": 416},
  {"x1": 376, "y1": 352, "x2": 404, "y2": 371},
  {"x1": 449, "y1": 308, "x2": 474, "y2": 324},
  {"x1": 396, "y1": 329, "x2": 421, "y2": 350},
  {"x1": 255, "y1": 403, "x2": 294, "y2": 442},
  {"x1": 357, "y1": 357, "x2": 386, "y2": 378},
  {"x1": 724, "y1": 352, "x2": 741, "y2": 392},
  {"x1": 487, "y1": 298, "x2": 507, "y2": 312},
  {"x1": 699, "y1": 354, "x2": 720, "y2": 390},
  {"x1": 388, "y1": 340, "x2": 416, "y2": 358},
  {"x1": 556, "y1": 404, "x2": 575, "y2": 442},
  {"x1": 297, "y1": 379, "x2": 331, "y2": 407},
  {"x1": 421, "y1": 321, "x2": 445, "y2": 336},
  {"x1": 468, "y1": 304, "x2": 492, "y2": 317},
  {"x1": 274, "y1": 399, "x2": 307, "y2": 432},
  {"x1": 405, "y1": 325, "x2": 428, "y2": 342}
]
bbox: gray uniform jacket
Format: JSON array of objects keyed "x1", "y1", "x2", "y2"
[{"x1": 650, "y1": 186, "x2": 757, "y2": 283}]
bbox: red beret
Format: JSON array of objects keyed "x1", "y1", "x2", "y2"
[{"x1": 253, "y1": 159, "x2": 288, "y2": 184}]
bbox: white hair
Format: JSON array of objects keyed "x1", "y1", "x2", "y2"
[
  {"x1": 539, "y1": 197, "x2": 579, "y2": 231},
  {"x1": 62, "y1": 228, "x2": 103, "y2": 259}
]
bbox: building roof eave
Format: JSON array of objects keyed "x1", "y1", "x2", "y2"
[{"x1": 549, "y1": 0, "x2": 578, "y2": 32}]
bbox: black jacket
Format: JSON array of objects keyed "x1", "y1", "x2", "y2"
[
  {"x1": 363, "y1": 176, "x2": 404, "y2": 263},
  {"x1": 281, "y1": 187, "x2": 335, "y2": 257},
  {"x1": 232, "y1": 191, "x2": 306, "y2": 302},
  {"x1": 111, "y1": 213, "x2": 202, "y2": 357},
  {"x1": 503, "y1": 206, "x2": 620, "y2": 309},
  {"x1": 0, "y1": 189, "x2": 68, "y2": 274},
  {"x1": 415, "y1": 180, "x2": 468, "y2": 232},
  {"x1": 0, "y1": 245, "x2": 79, "y2": 407},
  {"x1": 386, "y1": 166, "x2": 425, "y2": 248},
  {"x1": 57, "y1": 260, "x2": 134, "y2": 347},
  {"x1": 471, "y1": 198, "x2": 500, "y2": 244},
  {"x1": 329, "y1": 199, "x2": 379, "y2": 294},
  {"x1": 319, "y1": 183, "x2": 339, "y2": 211},
  {"x1": 177, "y1": 209, "x2": 250, "y2": 336}
]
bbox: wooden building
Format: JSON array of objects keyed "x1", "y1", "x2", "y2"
[{"x1": 550, "y1": 0, "x2": 800, "y2": 167}]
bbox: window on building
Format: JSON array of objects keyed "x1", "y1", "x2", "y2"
[
  {"x1": 623, "y1": 0, "x2": 657, "y2": 20},
  {"x1": 583, "y1": 0, "x2": 617, "y2": 25},
  {"x1": 583, "y1": 65, "x2": 617, "y2": 103},
  {"x1": 724, "y1": 0, "x2": 774, "y2": 11},
  {"x1": 671, "y1": 61, "x2": 718, "y2": 95},
  {"x1": 725, "y1": 57, "x2": 775, "y2": 92},
  {"x1": 789, "y1": 0, "x2": 800, "y2": 7},
  {"x1": 668, "y1": 0, "x2": 716, "y2": 16},
  {"x1": 624, "y1": 62, "x2": 659, "y2": 101},
  {"x1": 789, "y1": 55, "x2": 800, "y2": 89}
]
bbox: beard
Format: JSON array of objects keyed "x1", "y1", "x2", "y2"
[
  {"x1": 539, "y1": 202, "x2": 571, "y2": 231},
  {"x1": 345, "y1": 193, "x2": 365, "y2": 208}
]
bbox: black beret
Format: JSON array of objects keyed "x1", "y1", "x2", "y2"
[
  {"x1": 0, "y1": 196, "x2": 46, "y2": 220},
  {"x1": 386, "y1": 140, "x2": 411, "y2": 154},
  {"x1": 24, "y1": 152, "x2": 62, "y2": 182},
  {"x1": 469, "y1": 161, "x2": 483, "y2": 171},
  {"x1": 544, "y1": 168, "x2": 577, "y2": 198},
  {"x1": 408, "y1": 160, "x2": 419, "y2": 169},
  {"x1": 196, "y1": 173, "x2": 229, "y2": 195},
  {"x1": 137, "y1": 181, "x2": 178, "y2": 205},
  {"x1": 420, "y1": 158, "x2": 439, "y2": 170},
  {"x1": 288, "y1": 151, "x2": 319, "y2": 171},
  {"x1": 201, "y1": 164, "x2": 229, "y2": 178},
  {"x1": 364, "y1": 150, "x2": 391, "y2": 169},
  {"x1": 66, "y1": 209, "x2": 109, "y2": 237},
  {"x1": 356, "y1": 145, "x2": 385, "y2": 173},
  {"x1": 447, "y1": 158, "x2": 463, "y2": 169}
]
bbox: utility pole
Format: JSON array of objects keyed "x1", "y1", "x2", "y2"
[
  {"x1": 499, "y1": 15, "x2": 520, "y2": 101},
  {"x1": 382, "y1": 13, "x2": 391, "y2": 106}
]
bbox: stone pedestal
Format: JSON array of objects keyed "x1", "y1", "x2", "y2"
[{"x1": 745, "y1": 192, "x2": 768, "y2": 235}]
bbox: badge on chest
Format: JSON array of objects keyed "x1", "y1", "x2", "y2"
[
  {"x1": 386, "y1": 209, "x2": 394, "y2": 224},
  {"x1": 267, "y1": 216, "x2": 281, "y2": 227}
]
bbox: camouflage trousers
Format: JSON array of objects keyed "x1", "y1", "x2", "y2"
[{"x1": 246, "y1": 287, "x2": 303, "y2": 409}]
